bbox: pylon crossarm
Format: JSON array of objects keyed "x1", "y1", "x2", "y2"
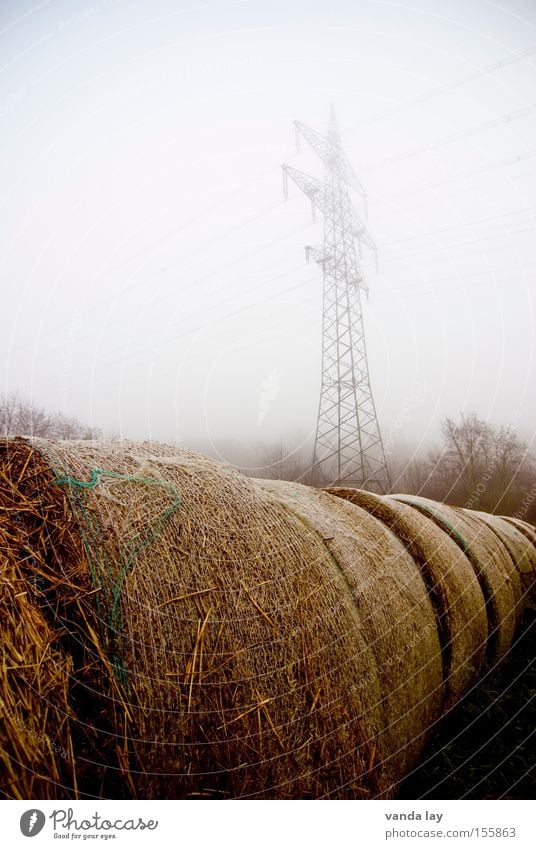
[
  {"x1": 284, "y1": 165, "x2": 373, "y2": 247},
  {"x1": 294, "y1": 120, "x2": 367, "y2": 198}
]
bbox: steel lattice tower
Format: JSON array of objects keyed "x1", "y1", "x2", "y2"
[{"x1": 283, "y1": 107, "x2": 391, "y2": 492}]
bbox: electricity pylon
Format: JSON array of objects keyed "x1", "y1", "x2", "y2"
[{"x1": 282, "y1": 107, "x2": 391, "y2": 492}]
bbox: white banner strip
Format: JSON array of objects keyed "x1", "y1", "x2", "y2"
[{"x1": 3, "y1": 799, "x2": 534, "y2": 849}]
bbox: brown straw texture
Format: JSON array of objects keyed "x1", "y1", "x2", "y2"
[
  {"x1": 256, "y1": 480, "x2": 443, "y2": 791},
  {"x1": 392, "y1": 494, "x2": 519, "y2": 663},
  {"x1": 1, "y1": 437, "x2": 387, "y2": 800},
  {"x1": 325, "y1": 488, "x2": 488, "y2": 709},
  {"x1": 501, "y1": 516, "x2": 536, "y2": 548},
  {"x1": 1, "y1": 437, "x2": 535, "y2": 800},
  {"x1": 463, "y1": 511, "x2": 536, "y2": 605}
]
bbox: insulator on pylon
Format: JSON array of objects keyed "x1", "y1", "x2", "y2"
[
  {"x1": 282, "y1": 166, "x2": 288, "y2": 199},
  {"x1": 294, "y1": 122, "x2": 301, "y2": 151}
]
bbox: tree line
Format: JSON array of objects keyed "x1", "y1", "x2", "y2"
[
  {"x1": 253, "y1": 414, "x2": 536, "y2": 524},
  {"x1": 1, "y1": 393, "x2": 534, "y2": 522},
  {"x1": 0, "y1": 392, "x2": 100, "y2": 440}
]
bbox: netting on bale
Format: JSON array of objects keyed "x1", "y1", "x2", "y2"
[
  {"x1": 324, "y1": 488, "x2": 488, "y2": 709},
  {"x1": 0, "y1": 443, "x2": 113, "y2": 800},
  {"x1": 0, "y1": 437, "x2": 388, "y2": 800},
  {"x1": 465, "y1": 511, "x2": 536, "y2": 603},
  {"x1": 1, "y1": 437, "x2": 535, "y2": 801},
  {"x1": 392, "y1": 495, "x2": 519, "y2": 663},
  {"x1": 501, "y1": 516, "x2": 536, "y2": 548},
  {"x1": 255, "y1": 480, "x2": 443, "y2": 791}
]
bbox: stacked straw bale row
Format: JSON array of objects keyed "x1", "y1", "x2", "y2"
[{"x1": 0, "y1": 437, "x2": 535, "y2": 800}]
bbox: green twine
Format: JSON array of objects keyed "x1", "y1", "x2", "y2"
[
  {"x1": 52, "y1": 466, "x2": 182, "y2": 687},
  {"x1": 420, "y1": 505, "x2": 473, "y2": 556}
]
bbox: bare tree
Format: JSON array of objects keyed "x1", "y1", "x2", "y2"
[
  {"x1": 0, "y1": 392, "x2": 100, "y2": 439},
  {"x1": 392, "y1": 456, "x2": 434, "y2": 496},
  {"x1": 398, "y1": 413, "x2": 535, "y2": 518},
  {"x1": 254, "y1": 440, "x2": 312, "y2": 483}
]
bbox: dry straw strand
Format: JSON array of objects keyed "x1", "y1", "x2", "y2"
[{"x1": 1, "y1": 437, "x2": 534, "y2": 800}]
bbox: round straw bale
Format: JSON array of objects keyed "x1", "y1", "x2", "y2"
[
  {"x1": 392, "y1": 495, "x2": 518, "y2": 663},
  {"x1": 460, "y1": 509, "x2": 522, "y2": 610},
  {"x1": 0, "y1": 439, "x2": 136, "y2": 799},
  {"x1": 2, "y1": 437, "x2": 390, "y2": 800},
  {"x1": 0, "y1": 441, "x2": 88, "y2": 798},
  {"x1": 325, "y1": 488, "x2": 488, "y2": 708},
  {"x1": 500, "y1": 516, "x2": 536, "y2": 548},
  {"x1": 464, "y1": 511, "x2": 536, "y2": 605},
  {"x1": 3, "y1": 435, "x2": 531, "y2": 800},
  {"x1": 255, "y1": 479, "x2": 443, "y2": 791},
  {"x1": 0, "y1": 554, "x2": 75, "y2": 799}
]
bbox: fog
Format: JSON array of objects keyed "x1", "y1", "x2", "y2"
[{"x1": 1, "y1": 0, "x2": 535, "y2": 469}]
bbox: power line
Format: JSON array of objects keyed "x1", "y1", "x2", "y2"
[
  {"x1": 362, "y1": 105, "x2": 536, "y2": 174},
  {"x1": 371, "y1": 150, "x2": 536, "y2": 208},
  {"x1": 377, "y1": 225, "x2": 536, "y2": 261},
  {"x1": 33, "y1": 225, "x2": 308, "y2": 363},
  {"x1": 377, "y1": 207, "x2": 535, "y2": 249},
  {"x1": 129, "y1": 221, "x2": 308, "y2": 316},
  {"x1": 88, "y1": 242, "x2": 536, "y2": 371},
  {"x1": 91, "y1": 272, "x2": 318, "y2": 373},
  {"x1": 372, "y1": 260, "x2": 536, "y2": 294},
  {"x1": 78, "y1": 166, "x2": 535, "y2": 335},
  {"x1": 103, "y1": 198, "x2": 287, "y2": 301},
  {"x1": 81, "y1": 221, "x2": 309, "y2": 355},
  {"x1": 374, "y1": 276, "x2": 527, "y2": 302},
  {"x1": 342, "y1": 44, "x2": 536, "y2": 135},
  {"x1": 103, "y1": 153, "x2": 300, "y2": 279},
  {"x1": 5, "y1": 202, "x2": 304, "y2": 360}
]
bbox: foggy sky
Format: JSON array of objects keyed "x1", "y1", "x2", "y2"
[{"x1": 1, "y1": 0, "x2": 535, "y2": 467}]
